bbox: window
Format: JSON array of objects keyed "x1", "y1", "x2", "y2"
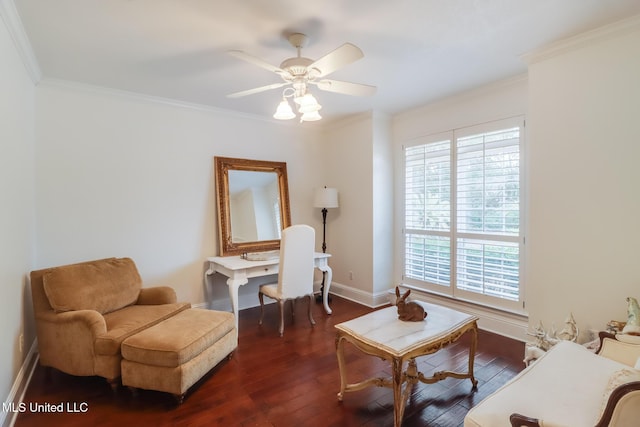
[{"x1": 403, "y1": 118, "x2": 524, "y2": 312}]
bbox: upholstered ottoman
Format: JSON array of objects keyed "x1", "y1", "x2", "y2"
[{"x1": 121, "y1": 308, "x2": 237, "y2": 403}]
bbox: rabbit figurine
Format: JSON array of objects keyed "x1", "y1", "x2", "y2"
[{"x1": 395, "y1": 287, "x2": 427, "y2": 322}]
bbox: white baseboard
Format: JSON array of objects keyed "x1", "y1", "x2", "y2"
[
  {"x1": 326, "y1": 281, "x2": 390, "y2": 308},
  {"x1": 2, "y1": 340, "x2": 39, "y2": 427}
]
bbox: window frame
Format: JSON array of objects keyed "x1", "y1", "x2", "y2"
[{"x1": 402, "y1": 116, "x2": 526, "y2": 314}]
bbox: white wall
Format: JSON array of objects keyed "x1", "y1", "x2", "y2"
[
  {"x1": 372, "y1": 112, "x2": 394, "y2": 299},
  {"x1": 318, "y1": 112, "x2": 394, "y2": 306},
  {"x1": 321, "y1": 114, "x2": 374, "y2": 302},
  {"x1": 34, "y1": 81, "x2": 325, "y2": 310},
  {"x1": 0, "y1": 8, "x2": 36, "y2": 414},
  {"x1": 527, "y1": 18, "x2": 640, "y2": 339}
]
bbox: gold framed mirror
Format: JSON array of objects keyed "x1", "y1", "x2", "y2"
[{"x1": 214, "y1": 156, "x2": 291, "y2": 256}]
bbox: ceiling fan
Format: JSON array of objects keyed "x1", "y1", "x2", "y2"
[{"x1": 227, "y1": 33, "x2": 376, "y2": 121}]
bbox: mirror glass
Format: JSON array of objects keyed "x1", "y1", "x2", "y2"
[
  {"x1": 215, "y1": 157, "x2": 291, "y2": 256},
  {"x1": 228, "y1": 170, "x2": 281, "y2": 243}
]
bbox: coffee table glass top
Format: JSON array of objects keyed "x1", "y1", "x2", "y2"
[{"x1": 335, "y1": 302, "x2": 477, "y2": 357}]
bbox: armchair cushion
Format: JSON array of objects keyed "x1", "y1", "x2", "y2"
[
  {"x1": 43, "y1": 257, "x2": 142, "y2": 314},
  {"x1": 95, "y1": 302, "x2": 190, "y2": 355},
  {"x1": 136, "y1": 286, "x2": 177, "y2": 305}
]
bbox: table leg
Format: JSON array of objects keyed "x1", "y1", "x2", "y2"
[
  {"x1": 203, "y1": 267, "x2": 215, "y2": 306},
  {"x1": 392, "y1": 358, "x2": 405, "y2": 427},
  {"x1": 335, "y1": 335, "x2": 392, "y2": 401},
  {"x1": 227, "y1": 278, "x2": 246, "y2": 330},
  {"x1": 321, "y1": 265, "x2": 333, "y2": 315},
  {"x1": 468, "y1": 322, "x2": 479, "y2": 388},
  {"x1": 336, "y1": 334, "x2": 347, "y2": 401}
]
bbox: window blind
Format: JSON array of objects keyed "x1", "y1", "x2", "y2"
[
  {"x1": 404, "y1": 140, "x2": 451, "y2": 287},
  {"x1": 456, "y1": 127, "x2": 520, "y2": 301},
  {"x1": 403, "y1": 119, "x2": 523, "y2": 309}
]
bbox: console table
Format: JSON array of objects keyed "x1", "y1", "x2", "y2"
[{"x1": 205, "y1": 252, "x2": 332, "y2": 329}]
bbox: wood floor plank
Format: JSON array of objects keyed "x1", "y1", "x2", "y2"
[{"x1": 15, "y1": 296, "x2": 524, "y2": 426}]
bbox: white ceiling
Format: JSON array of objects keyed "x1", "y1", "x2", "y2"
[{"x1": 13, "y1": 0, "x2": 640, "y2": 123}]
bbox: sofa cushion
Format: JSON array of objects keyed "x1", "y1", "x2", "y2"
[
  {"x1": 94, "y1": 302, "x2": 190, "y2": 356},
  {"x1": 43, "y1": 257, "x2": 142, "y2": 314},
  {"x1": 464, "y1": 341, "x2": 629, "y2": 427}
]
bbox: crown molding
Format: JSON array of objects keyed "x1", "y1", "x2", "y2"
[
  {"x1": 0, "y1": 0, "x2": 42, "y2": 83},
  {"x1": 39, "y1": 78, "x2": 350, "y2": 132},
  {"x1": 38, "y1": 77, "x2": 327, "y2": 132},
  {"x1": 522, "y1": 13, "x2": 640, "y2": 65},
  {"x1": 39, "y1": 77, "x2": 266, "y2": 118}
]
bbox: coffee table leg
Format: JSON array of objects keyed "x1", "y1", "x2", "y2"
[
  {"x1": 336, "y1": 334, "x2": 347, "y2": 401},
  {"x1": 392, "y1": 358, "x2": 405, "y2": 427},
  {"x1": 468, "y1": 322, "x2": 479, "y2": 388}
]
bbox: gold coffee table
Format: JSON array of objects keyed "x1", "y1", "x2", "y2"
[{"x1": 335, "y1": 302, "x2": 478, "y2": 427}]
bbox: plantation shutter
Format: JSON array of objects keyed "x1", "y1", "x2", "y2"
[
  {"x1": 456, "y1": 127, "x2": 521, "y2": 301},
  {"x1": 402, "y1": 117, "x2": 524, "y2": 311},
  {"x1": 404, "y1": 138, "x2": 451, "y2": 286}
]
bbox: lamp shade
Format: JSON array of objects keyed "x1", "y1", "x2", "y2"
[
  {"x1": 300, "y1": 110, "x2": 322, "y2": 122},
  {"x1": 314, "y1": 187, "x2": 339, "y2": 208},
  {"x1": 273, "y1": 98, "x2": 295, "y2": 120},
  {"x1": 297, "y1": 93, "x2": 322, "y2": 113}
]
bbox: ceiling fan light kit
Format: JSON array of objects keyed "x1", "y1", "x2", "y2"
[
  {"x1": 273, "y1": 97, "x2": 296, "y2": 120},
  {"x1": 272, "y1": 87, "x2": 322, "y2": 122},
  {"x1": 300, "y1": 110, "x2": 322, "y2": 122},
  {"x1": 228, "y1": 32, "x2": 376, "y2": 123}
]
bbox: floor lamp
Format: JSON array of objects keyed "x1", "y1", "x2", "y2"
[{"x1": 314, "y1": 186, "x2": 338, "y2": 302}]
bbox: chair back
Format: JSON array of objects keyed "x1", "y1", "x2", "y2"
[{"x1": 277, "y1": 224, "x2": 316, "y2": 299}]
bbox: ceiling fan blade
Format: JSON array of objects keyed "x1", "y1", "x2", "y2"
[
  {"x1": 308, "y1": 43, "x2": 364, "y2": 77},
  {"x1": 227, "y1": 82, "x2": 290, "y2": 98},
  {"x1": 228, "y1": 50, "x2": 283, "y2": 74},
  {"x1": 315, "y1": 79, "x2": 376, "y2": 97}
]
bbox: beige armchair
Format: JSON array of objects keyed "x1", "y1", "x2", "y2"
[{"x1": 30, "y1": 257, "x2": 190, "y2": 388}]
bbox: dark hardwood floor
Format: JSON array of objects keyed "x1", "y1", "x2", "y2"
[{"x1": 15, "y1": 296, "x2": 525, "y2": 427}]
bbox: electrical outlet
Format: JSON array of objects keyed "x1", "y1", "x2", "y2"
[{"x1": 349, "y1": 271, "x2": 353, "y2": 280}]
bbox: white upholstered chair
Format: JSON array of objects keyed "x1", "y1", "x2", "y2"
[{"x1": 258, "y1": 224, "x2": 316, "y2": 337}]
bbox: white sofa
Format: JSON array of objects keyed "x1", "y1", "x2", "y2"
[{"x1": 464, "y1": 333, "x2": 640, "y2": 427}]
